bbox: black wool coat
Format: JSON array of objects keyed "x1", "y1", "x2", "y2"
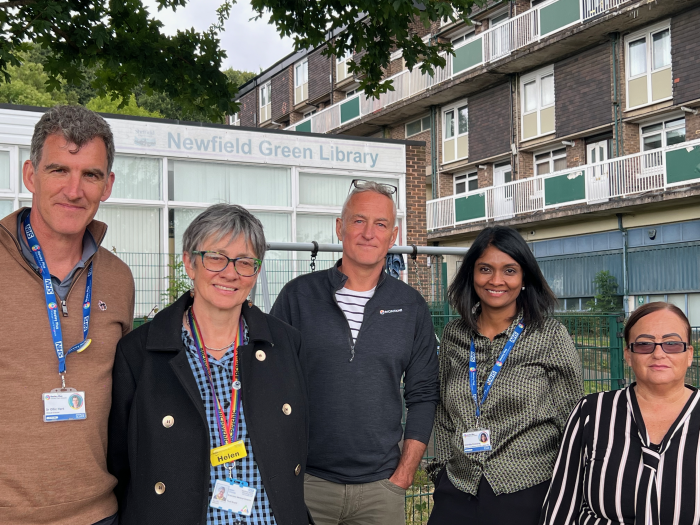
[{"x1": 108, "y1": 292, "x2": 312, "y2": 525}]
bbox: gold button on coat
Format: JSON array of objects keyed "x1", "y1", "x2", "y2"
[
  {"x1": 155, "y1": 482, "x2": 166, "y2": 494},
  {"x1": 162, "y1": 415, "x2": 174, "y2": 428},
  {"x1": 282, "y1": 403, "x2": 292, "y2": 415},
  {"x1": 255, "y1": 350, "x2": 266, "y2": 361},
  {"x1": 295, "y1": 464, "x2": 301, "y2": 476}
]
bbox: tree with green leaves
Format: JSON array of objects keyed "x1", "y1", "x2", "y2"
[
  {"x1": 252, "y1": 0, "x2": 483, "y2": 98},
  {"x1": 2, "y1": 0, "x2": 481, "y2": 119},
  {"x1": 1, "y1": 0, "x2": 237, "y2": 121},
  {"x1": 587, "y1": 271, "x2": 623, "y2": 313}
]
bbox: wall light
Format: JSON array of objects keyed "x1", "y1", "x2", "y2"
[{"x1": 561, "y1": 140, "x2": 575, "y2": 147}]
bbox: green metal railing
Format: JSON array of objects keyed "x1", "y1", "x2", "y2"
[{"x1": 120, "y1": 252, "x2": 700, "y2": 524}]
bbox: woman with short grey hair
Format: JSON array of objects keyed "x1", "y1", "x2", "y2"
[{"x1": 109, "y1": 203, "x2": 313, "y2": 525}]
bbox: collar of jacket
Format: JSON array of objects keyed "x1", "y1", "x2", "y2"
[
  {"x1": 144, "y1": 291, "x2": 274, "y2": 352},
  {"x1": 327, "y1": 257, "x2": 387, "y2": 292},
  {"x1": 0, "y1": 207, "x2": 108, "y2": 272}
]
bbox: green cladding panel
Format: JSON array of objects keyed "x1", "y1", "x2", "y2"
[
  {"x1": 666, "y1": 145, "x2": 700, "y2": 184},
  {"x1": 544, "y1": 172, "x2": 586, "y2": 206},
  {"x1": 295, "y1": 120, "x2": 311, "y2": 133},
  {"x1": 340, "y1": 97, "x2": 360, "y2": 123},
  {"x1": 540, "y1": 0, "x2": 580, "y2": 37},
  {"x1": 455, "y1": 193, "x2": 486, "y2": 222},
  {"x1": 452, "y1": 38, "x2": 483, "y2": 75}
]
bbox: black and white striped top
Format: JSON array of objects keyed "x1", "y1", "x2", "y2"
[
  {"x1": 540, "y1": 384, "x2": 700, "y2": 525},
  {"x1": 334, "y1": 286, "x2": 375, "y2": 345}
]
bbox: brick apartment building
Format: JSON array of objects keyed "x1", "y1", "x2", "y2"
[{"x1": 235, "y1": 0, "x2": 700, "y2": 323}]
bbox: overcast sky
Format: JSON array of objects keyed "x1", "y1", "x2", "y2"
[{"x1": 143, "y1": 0, "x2": 295, "y2": 74}]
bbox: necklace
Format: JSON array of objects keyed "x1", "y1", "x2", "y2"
[
  {"x1": 204, "y1": 340, "x2": 236, "y2": 352},
  {"x1": 187, "y1": 307, "x2": 236, "y2": 352}
]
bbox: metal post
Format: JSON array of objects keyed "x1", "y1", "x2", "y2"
[{"x1": 608, "y1": 314, "x2": 627, "y2": 390}]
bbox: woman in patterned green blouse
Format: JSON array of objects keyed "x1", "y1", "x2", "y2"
[{"x1": 426, "y1": 226, "x2": 584, "y2": 525}]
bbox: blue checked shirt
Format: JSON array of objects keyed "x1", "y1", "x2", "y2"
[{"x1": 182, "y1": 323, "x2": 277, "y2": 525}]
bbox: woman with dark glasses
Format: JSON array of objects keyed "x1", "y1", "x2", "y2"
[
  {"x1": 541, "y1": 301, "x2": 699, "y2": 525},
  {"x1": 108, "y1": 204, "x2": 312, "y2": 525}
]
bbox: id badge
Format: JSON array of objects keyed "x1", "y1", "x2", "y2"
[
  {"x1": 210, "y1": 479, "x2": 257, "y2": 516},
  {"x1": 211, "y1": 440, "x2": 247, "y2": 466},
  {"x1": 43, "y1": 391, "x2": 86, "y2": 422},
  {"x1": 462, "y1": 429, "x2": 492, "y2": 453}
]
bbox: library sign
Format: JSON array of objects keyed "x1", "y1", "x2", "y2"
[{"x1": 109, "y1": 119, "x2": 406, "y2": 173}]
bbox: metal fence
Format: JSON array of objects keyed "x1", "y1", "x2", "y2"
[{"x1": 122, "y1": 252, "x2": 700, "y2": 524}]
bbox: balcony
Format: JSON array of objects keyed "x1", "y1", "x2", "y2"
[
  {"x1": 426, "y1": 139, "x2": 700, "y2": 231},
  {"x1": 288, "y1": 0, "x2": 629, "y2": 135}
]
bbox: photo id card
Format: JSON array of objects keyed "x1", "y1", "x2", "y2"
[
  {"x1": 210, "y1": 479, "x2": 257, "y2": 516},
  {"x1": 43, "y1": 391, "x2": 86, "y2": 422},
  {"x1": 462, "y1": 429, "x2": 492, "y2": 453}
]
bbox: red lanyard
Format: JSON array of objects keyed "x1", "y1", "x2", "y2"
[{"x1": 189, "y1": 308, "x2": 245, "y2": 445}]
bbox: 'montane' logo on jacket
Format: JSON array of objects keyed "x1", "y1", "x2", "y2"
[{"x1": 380, "y1": 309, "x2": 403, "y2": 315}]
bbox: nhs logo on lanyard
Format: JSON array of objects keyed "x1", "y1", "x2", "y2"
[
  {"x1": 24, "y1": 224, "x2": 35, "y2": 239},
  {"x1": 83, "y1": 316, "x2": 89, "y2": 333},
  {"x1": 55, "y1": 341, "x2": 64, "y2": 359},
  {"x1": 44, "y1": 278, "x2": 54, "y2": 296}
]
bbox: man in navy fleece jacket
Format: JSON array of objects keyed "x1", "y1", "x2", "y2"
[{"x1": 271, "y1": 180, "x2": 439, "y2": 525}]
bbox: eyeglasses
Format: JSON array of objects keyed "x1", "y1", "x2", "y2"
[
  {"x1": 192, "y1": 251, "x2": 262, "y2": 276},
  {"x1": 349, "y1": 179, "x2": 398, "y2": 196},
  {"x1": 628, "y1": 341, "x2": 688, "y2": 354}
]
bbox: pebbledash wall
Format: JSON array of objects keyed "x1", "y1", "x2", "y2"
[{"x1": 0, "y1": 104, "x2": 426, "y2": 315}]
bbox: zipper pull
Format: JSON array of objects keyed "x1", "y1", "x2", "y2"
[
  {"x1": 349, "y1": 346, "x2": 355, "y2": 362},
  {"x1": 61, "y1": 300, "x2": 68, "y2": 317}
]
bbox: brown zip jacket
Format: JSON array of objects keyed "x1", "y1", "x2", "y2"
[{"x1": 0, "y1": 208, "x2": 134, "y2": 525}]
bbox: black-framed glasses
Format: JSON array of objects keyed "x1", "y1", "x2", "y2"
[
  {"x1": 629, "y1": 341, "x2": 688, "y2": 354},
  {"x1": 192, "y1": 251, "x2": 262, "y2": 276},
  {"x1": 349, "y1": 179, "x2": 398, "y2": 197}
]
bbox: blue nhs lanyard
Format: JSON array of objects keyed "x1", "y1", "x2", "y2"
[
  {"x1": 469, "y1": 320, "x2": 525, "y2": 420},
  {"x1": 23, "y1": 213, "x2": 92, "y2": 376}
]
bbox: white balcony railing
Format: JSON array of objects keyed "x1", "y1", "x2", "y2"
[
  {"x1": 288, "y1": 0, "x2": 624, "y2": 134},
  {"x1": 426, "y1": 139, "x2": 700, "y2": 231}
]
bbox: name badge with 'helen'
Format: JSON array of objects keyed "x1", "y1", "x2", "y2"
[{"x1": 211, "y1": 440, "x2": 247, "y2": 466}]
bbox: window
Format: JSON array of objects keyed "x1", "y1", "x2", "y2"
[
  {"x1": 405, "y1": 116, "x2": 431, "y2": 137},
  {"x1": 294, "y1": 60, "x2": 308, "y2": 104},
  {"x1": 535, "y1": 147, "x2": 567, "y2": 175},
  {"x1": 303, "y1": 109, "x2": 317, "y2": 119},
  {"x1": 641, "y1": 117, "x2": 686, "y2": 151},
  {"x1": 521, "y1": 65, "x2": 555, "y2": 140},
  {"x1": 454, "y1": 171, "x2": 478, "y2": 194},
  {"x1": 443, "y1": 101, "x2": 468, "y2": 163},
  {"x1": 259, "y1": 82, "x2": 271, "y2": 123},
  {"x1": 346, "y1": 88, "x2": 358, "y2": 98},
  {"x1": 625, "y1": 23, "x2": 672, "y2": 110},
  {"x1": 231, "y1": 112, "x2": 240, "y2": 126},
  {"x1": 451, "y1": 29, "x2": 475, "y2": 46},
  {"x1": 336, "y1": 49, "x2": 352, "y2": 82}
]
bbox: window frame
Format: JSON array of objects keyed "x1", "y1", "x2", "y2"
[
  {"x1": 640, "y1": 114, "x2": 686, "y2": 151},
  {"x1": 231, "y1": 112, "x2": 240, "y2": 126},
  {"x1": 454, "y1": 170, "x2": 478, "y2": 195},
  {"x1": 405, "y1": 115, "x2": 431, "y2": 138},
  {"x1": 451, "y1": 27, "x2": 476, "y2": 47},
  {"x1": 336, "y1": 49, "x2": 353, "y2": 82},
  {"x1": 624, "y1": 21, "x2": 672, "y2": 111},
  {"x1": 259, "y1": 82, "x2": 272, "y2": 123},
  {"x1": 442, "y1": 99, "x2": 469, "y2": 164},
  {"x1": 534, "y1": 146, "x2": 568, "y2": 176},
  {"x1": 294, "y1": 59, "x2": 309, "y2": 105},
  {"x1": 520, "y1": 65, "x2": 555, "y2": 141}
]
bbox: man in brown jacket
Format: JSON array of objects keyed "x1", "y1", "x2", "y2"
[{"x1": 0, "y1": 106, "x2": 134, "y2": 525}]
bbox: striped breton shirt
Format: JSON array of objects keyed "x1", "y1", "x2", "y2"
[
  {"x1": 540, "y1": 384, "x2": 700, "y2": 525},
  {"x1": 334, "y1": 286, "x2": 375, "y2": 345}
]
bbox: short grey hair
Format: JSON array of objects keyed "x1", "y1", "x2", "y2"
[
  {"x1": 341, "y1": 181, "x2": 397, "y2": 224},
  {"x1": 182, "y1": 204, "x2": 267, "y2": 261},
  {"x1": 31, "y1": 105, "x2": 115, "y2": 172}
]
